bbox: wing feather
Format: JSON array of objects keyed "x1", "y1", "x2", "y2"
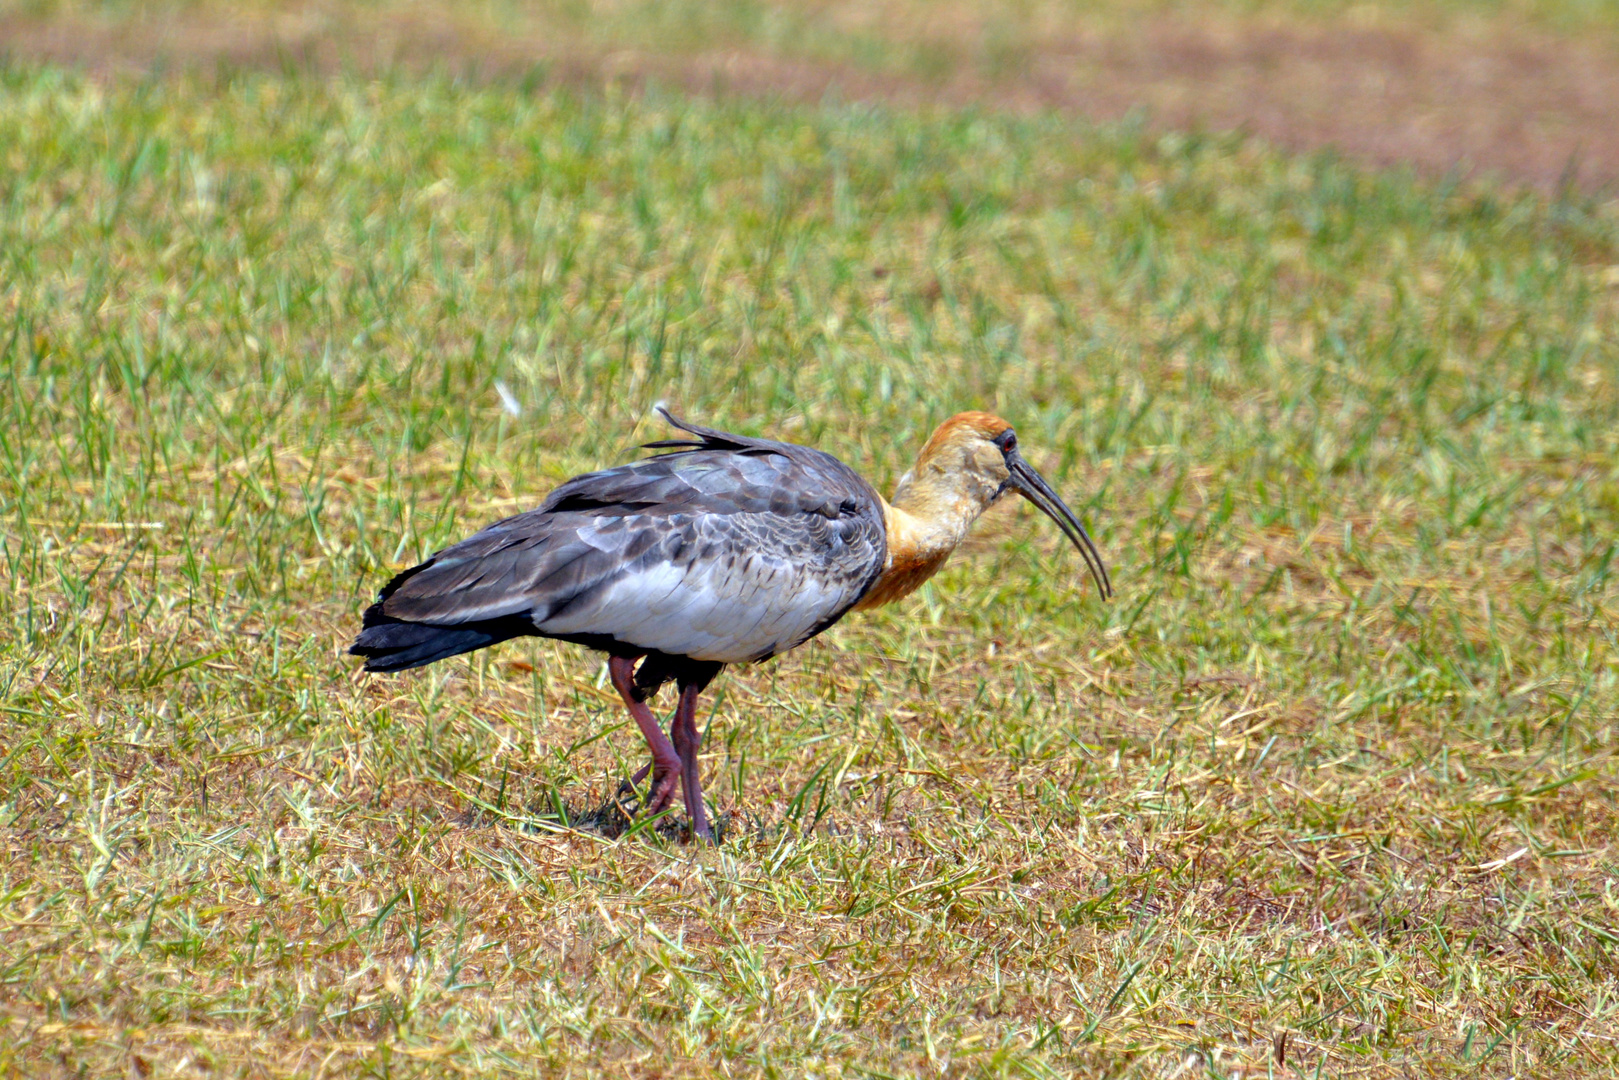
[{"x1": 365, "y1": 421, "x2": 887, "y2": 664}]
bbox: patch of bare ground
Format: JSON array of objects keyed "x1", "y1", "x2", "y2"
[
  {"x1": 2, "y1": 2, "x2": 1618, "y2": 191},
  {"x1": 1024, "y1": 17, "x2": 1619, "y2": 192}
]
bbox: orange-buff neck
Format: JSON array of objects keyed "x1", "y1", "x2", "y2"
[{"x1": 853, "y1": 412, "x2": 1012, "y2": 610}]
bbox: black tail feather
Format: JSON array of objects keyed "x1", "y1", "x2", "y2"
[{"x1": 349, "y1": 609, "x2": 533, "y2": 672}]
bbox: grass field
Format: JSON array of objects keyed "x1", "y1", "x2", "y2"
[
  {"x1": 1, "y1": 40, "x2": 1618, "y2": 1079},
  {"x1": 8, "y1": 0, "x2": 1619, "y2": 190}
]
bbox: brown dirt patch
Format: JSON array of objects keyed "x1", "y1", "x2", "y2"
[{"x1": 2, "y1": 2, "x2": 1617, "y2": 191}]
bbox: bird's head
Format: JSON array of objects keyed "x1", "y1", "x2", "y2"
[{"x1": 895, "y1": 411, "x2": 1112, "y2": 599}]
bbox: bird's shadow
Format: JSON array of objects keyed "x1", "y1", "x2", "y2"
[
  {"x1": 454, "y1": 784, "x2": 858, "y2": 848},
  {"x1": 449, "y1": 767, "x2": 870, "y2": 847},
  {"x1": 457, "y1": 786, "x2": 740, "y2": 846}
]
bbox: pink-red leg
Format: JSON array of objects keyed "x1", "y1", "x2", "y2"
[
  {"x1": 608, "y1": 656, "x2": 681, "y2": 817},
  {"x1": 670, "y1": 681, "x2": 712, "y2": 842}
]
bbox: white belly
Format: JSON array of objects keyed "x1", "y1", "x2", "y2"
[{"x1": 536, "y1": 554, "x2": 846, "y2": 662}]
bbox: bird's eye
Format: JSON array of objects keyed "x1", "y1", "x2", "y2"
[{"x1": 998, "y1": 431, "x2": 1017, "y2": 452}]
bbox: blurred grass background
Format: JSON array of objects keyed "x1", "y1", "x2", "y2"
[
  {"x1": 1, "y1": 2, "x2": 1618, "y2": 1077},
  {"x1": 6, "y1": 0, "x2": 1619, "y2": 188}
]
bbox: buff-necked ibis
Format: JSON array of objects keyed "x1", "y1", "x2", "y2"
[{"x1": 350, "y1": 408, "x2": 1111, "y2": 842}]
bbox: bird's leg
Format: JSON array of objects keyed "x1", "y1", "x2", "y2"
[
  {"x1": 670, "y1": 681, "x2": 712, "y2": 843},
  {"x1": 607, "y1": 655, "x2": 682, "y2": 817}
]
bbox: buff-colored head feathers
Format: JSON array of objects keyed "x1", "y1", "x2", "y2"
[
  {"x1": 915, "y1": 412, "x2": 1013, "y2": 465},
  {"x1": 894, "y1": 412, "x2": 1015, "y2": 510}
]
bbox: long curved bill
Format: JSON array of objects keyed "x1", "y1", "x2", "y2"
[{"x1": 1006, "y1": 451, "x2": 1113, "y2": 600}]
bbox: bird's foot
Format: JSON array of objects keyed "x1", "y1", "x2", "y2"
[
  {"x1": 645, "y1": 767, "x2": 681, "y2": 816},
  {"x1": 614, "y1": 762, "x2": 653, "y2": 805},
  {"x1": 618, "y1": 758, "x2": 711, "y2": 842},
  {"x1": 615, "y1": 762, "x2": 680, "y2": 819}
]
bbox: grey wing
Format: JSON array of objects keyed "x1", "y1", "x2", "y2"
[{"x1": 370, "y1": 436, "x2": 886, "y2": 663}]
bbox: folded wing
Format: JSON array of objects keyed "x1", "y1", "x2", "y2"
[{"x1": 350, "y1": 415, "x2": 887, "y2": 670}]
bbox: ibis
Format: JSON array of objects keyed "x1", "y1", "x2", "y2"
[{"x1": 351, "y1": 409, "x2": 1111, "y2": 842}]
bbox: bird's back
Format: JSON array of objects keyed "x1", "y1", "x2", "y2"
[{"x1": 351, "y1": 414, "x2": 887, "y2": 671}]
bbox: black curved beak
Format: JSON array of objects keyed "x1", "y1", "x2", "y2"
[{"x1": 1005, "y1": 451, "x2": 1113, "y2": 600}]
